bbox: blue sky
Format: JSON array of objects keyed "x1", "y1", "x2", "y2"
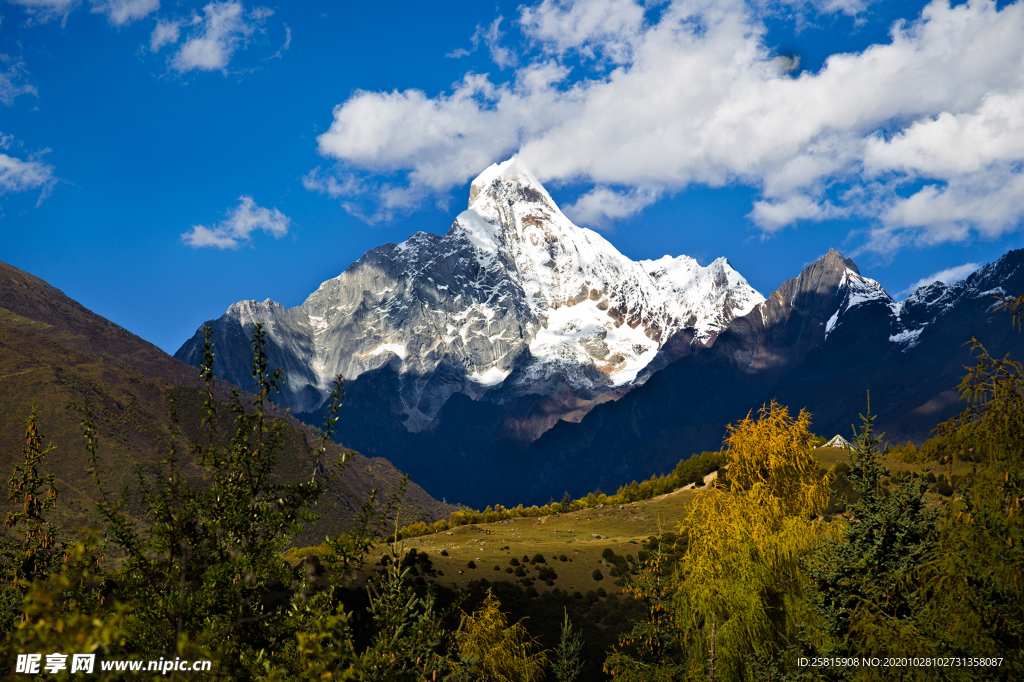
[{"x1": 1, "y1": 0, "x2": 1023, "y2": 354}]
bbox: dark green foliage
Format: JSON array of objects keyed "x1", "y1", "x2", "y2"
[
  {"x1": 467, "y1": 560, "x2": 477, "y2": 569},
  {"x1": 638, "y1": 532, "x2": 687, "y2": 574},
  {"x1": 509, "y1": 557, "x2": 520, "y2": 566},
  {"x1": 805, "y1": 413, "x2": 939, "y2": 667},
  {"x1": 603, "y1": 542, "x2": 689, "y2": 681},
  {"x1": 592, "y1": 569, "x2": 603, "y2": 581},
  {"x1": 356, "y1": 553, "x2": 451, "y2": 680},
  {"x1": 532, "y1": 553, "x2": 546, "y2": 564},
  {"x1": 77, "y1": 324, "x2": 354, "y2": 675},
  {"x1": 536, "y1": 566, "x2": 558, "y2": 581},
  {"x1": 553, "y1": 608, "x2": 584, "y2": 682},
  {"x1": 904, "y1": 334, "x2": 1024, "y2": 678}
]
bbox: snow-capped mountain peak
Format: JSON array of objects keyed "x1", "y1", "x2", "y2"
[{"x1": 176, "y1": 157, "x2": 765, "y2": 428}]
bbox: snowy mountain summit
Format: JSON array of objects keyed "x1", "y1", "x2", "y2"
[{"x1": 176, "y1": 157, "x2": 763, "y2": 432}]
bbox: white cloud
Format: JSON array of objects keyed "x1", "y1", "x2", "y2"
[
  {"x1": 0, "y1": 151, "x2": 55, "y2": 200},
  {"x1": 90, "y1": 0, "x2": 158, "y2": 26},
  {"x1": 267, "y1": 24, "x2": 290, "y2": 60},
  {"x1": 446, "y1": 16, "x2": 517, "y2": 68},
  {"x1": 5, "y1": 0, "x2": 79, "y2": 24},
  {"x1": 309, "y1": 0, "x2": 1024, "y2": 253},
  {"x1": 898, "y1": 262, "x2": 980, "y2": 298},
  {"x1": 181, "y1": 196, "x2": 290, "y2": 249},
  {"x1": 562, "y1": 186, "x2": 660, "y2": 229},
  {"x1": 150, "y1": 18, "x2": 181, "y2": 51},
  {"x1": 0, "y1": 56, "x2": 38, "y2": 106},
  {"x1": 864, "y1": 92, "x2": 1024, "y2": 180},
  {"x1": 519, "y1": 0, "x2": 646, "y2": 64},
  {"x1": 749, "y1": 195, "x2": 846, "y2": 232},
  {"x1": 170, "y1": 2, "x2": 268, "y2": 73}
]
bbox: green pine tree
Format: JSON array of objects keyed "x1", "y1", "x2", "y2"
[{"x1": 804, "y1": 412, "x2": 938, "y2": 677}]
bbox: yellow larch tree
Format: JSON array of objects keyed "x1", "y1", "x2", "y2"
[{"x1": 675, "y1": 401, "x2": 833, "y2": 681}]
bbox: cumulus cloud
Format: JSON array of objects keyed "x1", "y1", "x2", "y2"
[
  {"x1": 90, "y1": 0, "x2": 158, "y2": 26},
  {"x1": 170, "y1": 2, "x2": 271, "y2": 73},
  {"x1": 309, "y1": 0, "x2": 1024, "y2": 252},
  {"x1": 0, "y1": 151, "x2": 55, "y2": 201},
  {"x1": 181, "y1": 195, "x2": 290, "y2": 249},
  {"x1": 5, "y1": 0, "x2": 79, "y2": 24},
  {"x1": 898, "y1": 262, "x2": 981, "y2": 298},
  {"x1": 0, "y1": 56, "x2": 38, "y2": 106}
]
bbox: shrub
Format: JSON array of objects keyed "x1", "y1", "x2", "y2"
[
  {"x1": 467, "y1": 560, "x2": 477, "y2": 569},
  {"x1": 592, "y1": 569, "x2": 604, "y2": 581},
  {"x1": 537, "y1": 566, "x2": 557, "y2": 581}
]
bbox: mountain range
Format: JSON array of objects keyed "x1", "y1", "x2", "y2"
[{"x1": 177, "y1": 159, "x2": 1024, "y2": 508}]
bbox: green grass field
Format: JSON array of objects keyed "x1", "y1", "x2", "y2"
[{"x1": 343, "y1": 446, "x2": 970, "y2": 595}]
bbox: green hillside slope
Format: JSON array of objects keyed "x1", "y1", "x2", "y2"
[{"x1": 0, "y1": 260, "x2": 455, "y2": 545}]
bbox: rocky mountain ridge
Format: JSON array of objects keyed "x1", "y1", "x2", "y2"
[
  {"x1": 176, "y1": 158, "x2": 762, "y2": 433},
  {"x1": 518, "y1": 247, "x2": 1024, "y2": 503},
  {"x1": 174, "y1": 158, "x2": 1024, "y2": 508}
]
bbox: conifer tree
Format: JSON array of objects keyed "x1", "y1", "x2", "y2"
[
  {"x1": 905, "y1": 331, "x2": 1024, "y2": 678},
  {"x1": 81, "y1": 324, "x2": 350, "y2": 677},
  {"x1": 804, "y1": 413, "x2": 937, "y2": 675},
  {"x1": 553, "y1": 608, "x2": 584, "y2": 682},
  {"x1": 1, "y1": 407, "x2": 68, "y2": 635}
]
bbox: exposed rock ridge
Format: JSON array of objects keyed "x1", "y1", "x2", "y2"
[{"x1": 176, "y1": 157, "x2": 764, "y2": 431}]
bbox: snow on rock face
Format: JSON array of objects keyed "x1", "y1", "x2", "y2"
[
  {"x1": 822, "y1": 251, "x2": 1020, "y2": 352},
  {"x1": 824, "y1": 269, "x2": 899, "y2": 341},
  {"x1": 458, "y1": 157, "x2": 764, "y2": 387},
  {"x1": 179, "y1": 156, "x2": 764, "y2": 427}
]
